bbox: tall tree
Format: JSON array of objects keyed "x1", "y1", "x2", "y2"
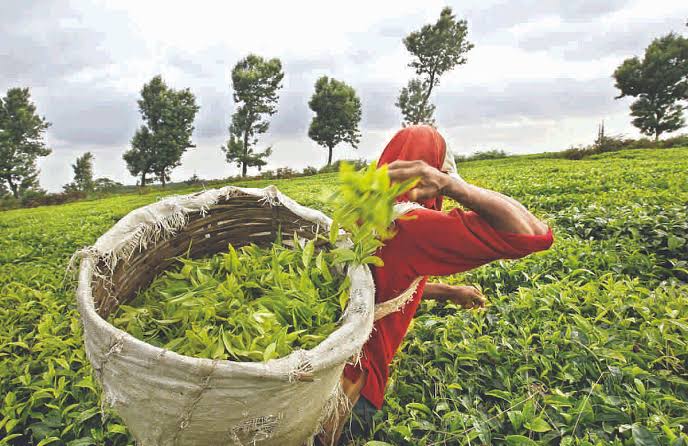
[
  {"x1": 397, "y1": 6, "x2": 473, "y2": 126},
  {"x1": 613, "y1": 33, "x2": 688, "y2": 141},
  {"x1": 0, "y1": 88, "x2": 51, "y2": 198},
  {"x1": 395, "y1": 78, "x2": 437, "y2": 127},
  {"x1": 123, "y1": 75, "x2": 199, "y2": 186},
  {"x1": 223, "y1": 54, "x2": 283, "y2": 176},
  {"x1": 64, "y1": 152, "x2": 95, "y2": 192},
  {"x1": 308, "y1": 76, "x2": 362, "y2": 165}
]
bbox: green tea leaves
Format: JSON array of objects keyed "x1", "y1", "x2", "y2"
[
  {"x1": 110, "y1": 239, "x2": 348, "y2": 362},
  {"x1": 329, "y1": 162, "x2": 417, "y2": 267},
  {"x1": 302, "y1": 239, "x2": 314, "y2": 268},
  {"x1": 2, "y1": 148, "x2": 687, "y2": 445},
  {"x1": 524, "y1": 417, "x2": 551, "y2": 433}
]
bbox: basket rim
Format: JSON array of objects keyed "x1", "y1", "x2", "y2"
[{"x1": 75, "y1": 185, "x2": 375, "y2": 379}]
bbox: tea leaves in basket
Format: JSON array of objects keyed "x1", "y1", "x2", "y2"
[{"x1": 109, "y1": 162, "x2": 415, "y2": 362}]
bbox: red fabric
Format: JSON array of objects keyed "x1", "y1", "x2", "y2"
[
  {"x1": 343, "y1": 126, "x2": 555, "y2": 409},
  {"x1": 377, "y1": 125, "x2": 447, "y2": 211},
  {"x1": 343, "y1": 209, "x2": 554, "y2": 409}
]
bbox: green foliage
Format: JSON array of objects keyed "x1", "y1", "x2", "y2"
[
  {"x1": 92, "y1": 177, "x2": 123, "y2": 193},
  {"x1": 184, "y1": 173, "x2": 203, "y2": 186},
  {"x1": 223, "y1": 54, "x2": 284, "y2": 176},
  {"x1": 613, "y1": 33, "x2": 688, "y2": 140},
  {"x1": 123, "y1": 126, "x2": 153, "y2": 185},
  {"x1": 1, "y1": 148, "x2": 687, "y2": 445},
  {"x1": 111, "y1": 239, "x2": 348, "y2": 361},
  {"x1": 558, "y1": 133, "x2": 688, "y2": 160},
  {"x1": 329, "y1": 162, "x2": 417, "y2": 267},
  {"x1": 397, "y1": 7, "x2": 473, "y2": 126},
  {"x1": 308, "y1": 76, "x2": 362, "y2": 165},
  {"x1": 122, "y1": 75, "x2": 200, "y2": 186},
  {"x1": 373, "y1": 277, "x2": 688, "y2": 445},
  {"x1": 396, "y1": 78, "x2": 436, "y2": 127},
  {"x1": 318, "y1": 158, "x2": 370, "y2": 174},
  {"x1": 63, "y1": 153, "x2": 94, "y2": 193},
  {"x1": 455, "y1": 149, "x2": 509, "y2": 163},
  {"x1": 302, "y1": 166, "x2": 319, "y2": 176},
  {"x1": 0, "y1": 87, "x2": 52, "y2": 198}
]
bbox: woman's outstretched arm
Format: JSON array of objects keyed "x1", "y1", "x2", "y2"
[{"x1": 387, "y1": 159, "x2": 549, "y2": 235}]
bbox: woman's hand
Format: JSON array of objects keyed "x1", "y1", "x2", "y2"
[
  {"x1": 387, "y1": 160, "x2": 452, "y2": 202},
  {"x1": 423, "y1": 283, "x2": 487, "y2": 310},
  {"x1": 444, "y1": 285, "x2": 486, "y2": 309}
]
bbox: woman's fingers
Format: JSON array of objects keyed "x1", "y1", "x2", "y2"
[
  {"x1": 472, "y1": 288, "x2": 487, "y2": 309},
  {"x1": 387, "y1": 165, "x2": 422, "y2": 182},
  {"x1": 454, "y1": 286, "x2": 486, "y2": 310},
  {"x1": 407, "y1": 186, "x2": 436, "y2": 201},
  {"x1": 387, "y1": 160, "x2": 429, "y2": 181},
  {"x1": 388, "y1": 160, "x2": 446, "y2": 202}
]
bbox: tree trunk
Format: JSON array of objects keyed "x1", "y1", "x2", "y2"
[
  {"x1": 242, "y1": 130, "x2": 250, "y2": 177},
  {"x1": 654, "y1": 109, "x2": 662, "y2": 143},
  {"x1": 160, "y1": 172, "x2": 166, "y2": 188},
  {"x1": 327, "y1": 146, "x2": 333, "y2": 166},
  {"x1": 8, "y1": 179, "x2": 18, "y2": 199},
  {"x1": 417, "y1": 69, "x2": 437, "y2": 123},
  {"x1": 140, "y1": 172, "x2": 147, "y2": 187}
]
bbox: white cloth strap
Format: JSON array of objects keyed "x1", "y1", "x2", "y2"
[
  {"x1": 373, "y1": 276, "x2": 424, "y2": 321},
  {"x1": 372, "y1": 202, "x2": 426, "y2": 321}
]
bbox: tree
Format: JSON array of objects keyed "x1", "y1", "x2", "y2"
[
  {"x1": 0, "y1": 88, "x2": 51, "y2": 198},
  {"x1": 613, "y1": 33, "x2": 688, "y2": 141},
  {"x1": 397, "y1": 6, "x2": 473, "y2": 126},
  {"x1": 93, "y1": 177, "x2": 123, "y2": 193},
  {"x1": 308, "y1": 76, "x2": 362, "y2": 165},
  {"x1": 223, "y1": 54, "x2": 284, "y2": 176},
  {"x1": 396, "y1": 78, "x2": 437, "y2": 127},
  {"x1": 64, "y1": 152, "x2": 95, "y2": 192},
  {"x1": 124, "y1": 126, "x2": 154, "y2": 186},
  {"x1": 123, "y1": 75, "x2": 199, "y2": 186}
]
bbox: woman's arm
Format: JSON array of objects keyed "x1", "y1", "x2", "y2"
[
  {"x1": 423, "y1": 282, "x2": 486, "y2": 309},
  {"x1": 387, "y1": 160, "x2": 548, "y2": 236}
]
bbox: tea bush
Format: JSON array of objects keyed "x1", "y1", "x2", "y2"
[{"x1": 0, "y1": 148, "x2": 686, "y2": 445}]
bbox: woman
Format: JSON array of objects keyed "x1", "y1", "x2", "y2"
[{"x1": 318, "y1": 125, "x2": 553, "y2": 446}]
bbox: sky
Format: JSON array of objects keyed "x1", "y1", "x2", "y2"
[{"x1": 1, "y1": 0, "x2": 687, "y2": 191}]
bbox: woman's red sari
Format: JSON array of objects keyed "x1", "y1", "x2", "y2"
[{"x1": 343, "y1": 126, "x2": 554, "y2": 409}]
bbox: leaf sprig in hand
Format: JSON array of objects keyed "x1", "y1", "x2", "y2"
[{"x1": 329, "y1": 162, "x2": 418, "y2": 267}]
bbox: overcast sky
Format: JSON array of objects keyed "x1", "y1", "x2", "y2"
[{"x1": 2, "y1": 0, "x2": 687, "y2": 191}]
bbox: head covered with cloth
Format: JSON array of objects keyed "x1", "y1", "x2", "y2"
[{"x1": 376, "y1": 124, "x2": 461, "y2": 211}]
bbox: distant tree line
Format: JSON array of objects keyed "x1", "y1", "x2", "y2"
[
  {"x1": 0, "y1": 6, "x2": 686, "y2": 207},
  {"x1": 558, "y1": 122, "x2": 688, "y2": 160}
]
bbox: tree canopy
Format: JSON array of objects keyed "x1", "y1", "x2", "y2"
[
  {"x1": 223, "y1": 54, "x2": 284, "y2": 176},
  {"x1": 395, "y1": 78, "x2": 437, "y2": 127},
  {"x1": 308, "y1": 76, "x2": 362, "y2": 165},
  {"x1": 397, "y1": 7, "x2": 473, "y2": 126},
  {"x1": 64, "y1": 152, "x2": 95, "y2": 192},
  {"x1": 0, "y1": 88, "x2": 51, "y2": 198},
  {"x1": 613, "y1": 32, "x2": 688, "y2": 140},
  {"x1": 123, "y1": 75, "x2": 199, "y2": 186}
]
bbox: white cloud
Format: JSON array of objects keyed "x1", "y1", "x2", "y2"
[{"x1": 3, "y1": 0, "x2": 686, "y2": 191}]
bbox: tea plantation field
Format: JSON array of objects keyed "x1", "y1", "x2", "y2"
[{"x1": 1, "y1": 148, "x2": 687, "y2": 445}]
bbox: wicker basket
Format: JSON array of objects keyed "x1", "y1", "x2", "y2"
[{"x1": 74, "y1": 186, "x2": 375, "y2": 446}]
